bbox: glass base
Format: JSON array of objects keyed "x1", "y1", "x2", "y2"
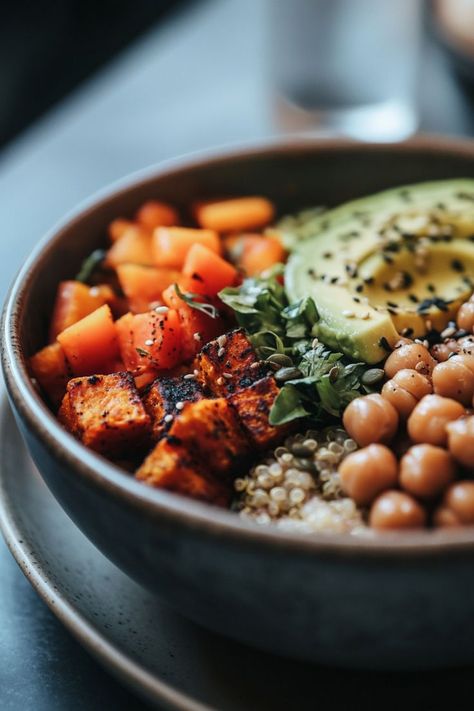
[{"x1": 273, "y1": 94, "x2": 418, "y2": 142}]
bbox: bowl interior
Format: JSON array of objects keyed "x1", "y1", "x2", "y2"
[{"x1": 5, "y1": 137, "x2": 474, "y2": 552}]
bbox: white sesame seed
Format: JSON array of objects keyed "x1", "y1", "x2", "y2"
[
  {"x1": 217, "y1": 347, "x2": 225, "y2": 358},
  {"x1": 216, "y1": 377, "x2": 224, "y2": 386},
  {"x1": 89, "y1": 286, "x2": 100, "y2": 296},
  {"x1": 250, "y1": 362, "x2": 260, "y2": 369},
  {"x1": 342, "y1": 310, "x2": 355, "y2": 318},
  {"x1": 183, "y1": 373, "x2": 196, "y2": 380},
  {"x1": 217, "y1": 334, "x2": 227, "y2": 348},
  {"x1": 223, "y1": 372, "x2": 232, "y2": 379},
  {"x1": 164, "y1": 414, "x2": 173, "y2": 423},
  {"x1": 193, "y1": 369, "x2": 199, "y2": 376},
  {"x1": 144, "y1": 339, "x2": 154, "y2": 346},
  {"x1": 193, "y1": 332, "x2": 202, "y2": 342},
  {"x1": 311, "y1": 337, "x2": 319, "y2": 348},
  {"x1": 155, "y1": 305, "x2": 169, "y2": 313},
  {"x1": 176, "y1": 401, "x2": 184, "y2": 410}
]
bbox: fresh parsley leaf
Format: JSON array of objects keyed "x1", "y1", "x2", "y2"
[
  {"x1": 220, "y1": 272, "x2": 370, "y2": 425},
  {"x1": 75, "y1": 249, "x2": 107, "y2": 283},
  {"x1": 174, "y1": 284, "x2": 219, "y2": 319}
]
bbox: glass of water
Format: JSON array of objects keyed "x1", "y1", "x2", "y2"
[{"x1": 269, "y1": 0, "x2": 423, "y2": 141}]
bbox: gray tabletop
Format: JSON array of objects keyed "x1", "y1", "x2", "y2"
[{"x1": 1, "y1": 1, "x2": 474, "y2": 708}]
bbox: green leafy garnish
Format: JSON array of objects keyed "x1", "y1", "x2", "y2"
[
  {"x1": 220, "y1": 270, "x2": 370, "y2": 426},
  {"x1": 75, "y1": 249, "x2": 107, "y2": 283},
  {"x1": 174, "y1": 284, "x2": 219, "y2": 319}
]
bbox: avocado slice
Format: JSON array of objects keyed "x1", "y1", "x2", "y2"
[{"x1": 285, "y1": 180, "x2": 474, "y2": 363}]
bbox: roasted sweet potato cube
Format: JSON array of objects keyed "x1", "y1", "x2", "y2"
[
  {"x1": 58, "y1": 372, "x2": 151, "y2": 456},
  {"x1": 194, "y1": 328, "x2": 269, "y2": 396},
  {"x1": 136, "y1": 440, "x2": 229, "y2": 505},
  {"x1": 143, "y1": 376, "x2": 205, "y2": 440},
  {"x1": 167, "y1": 398, "x2": 249, "y2": 473},
  {"x1": 229, "y1": 376, "x2": 288, "y2": 450},
  {"x1": 29, "y1": 342, "x2": 71, "y2": 408}
]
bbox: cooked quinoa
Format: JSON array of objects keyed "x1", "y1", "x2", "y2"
[{"x1": 233, "y1": 427, "x2": 367, "y2": 534}]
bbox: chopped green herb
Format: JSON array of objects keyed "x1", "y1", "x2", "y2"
[
  {"x1": 75, "y1": 249, "x2": 106, "y2": 283},
  {"x1": 174, "y1": 284, "x2": 219, "y2": 319}
]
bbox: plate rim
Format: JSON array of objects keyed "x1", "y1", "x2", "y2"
[{"x1": 0, "y1": 396, "x2": 212, "y2": 711}]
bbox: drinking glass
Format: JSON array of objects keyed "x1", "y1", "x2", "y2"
[{"x1": 269, "y1": 0, "x2": 423, "y2": 141}]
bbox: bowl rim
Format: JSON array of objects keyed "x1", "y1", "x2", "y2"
[{"x1": 4, "y1": 133, "x2": 474, "y2": 557}]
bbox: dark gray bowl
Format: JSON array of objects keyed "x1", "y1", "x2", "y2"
[{"x1": 3, "y1": 137, "x2": 474, "y2": 671}]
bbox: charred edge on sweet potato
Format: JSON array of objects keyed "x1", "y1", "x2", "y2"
[
  {"x1": 193, "y1": 327, "x2": 270, "y2": 396},
  {"x1": 143, "y1": 375, "x2": 206, "y2": 440},
  {"x1": 228, "y1": 375, "x2": 291, "y2": 449},
  {"x1": 136, "y1": 439, "x2": 230, "y2": 505},
  {"x1": 59, "y1": 371, "x2": 151, "y2": 457}
]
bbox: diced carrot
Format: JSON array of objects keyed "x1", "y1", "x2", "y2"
[
  {"x1": 116, "y1": 264, "x2": 181, "y2": 313},
  {"x1": 225, "y1": 234, "x2": 286, "y2": 276},
  {"x1": 108, "y1": 218, "x2": 135, "y2": 243},
  {"x1": 152, "y1": 227, "x2": 220, "y2": 269},
  {"x1": 182, "y1": 244, "x2": 238, "y2": 295},
  {"x1": 194, "y1": 197, "x2": 274, "y2": 232},
  {"x1": 162, "y1": 283, "x2": 225, "y2": 360},
  {"x1": 57, "y1": 304, "x2": 120, "y2": 376},
  {"x1": 135, "y1": 200, "x2": 179, "y2": 230},
  {"x1": 29, "y1": 342, "x2": 70, "y2": 408},
  {"x1": 49, "y1": 281, "x2": 116, "y2": 341},
  {"x1": 105, "y1": 226, "x2": 154, "y2": 268},
  {"x1": 116, "y1": 308, "x2": 183, "y2": 371}
]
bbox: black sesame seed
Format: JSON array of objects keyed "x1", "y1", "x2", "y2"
[
  {"x1": 427, "y1": 284, "x2": 436, "y2": 293},
  {"x1": 323, "y1": 252, "x2": 332, "y2": 259},
  {"x1": 408, "y1": 294, "x2": 419, "y2": 303},
  {"x1": 364, "y1": 277, "x2": 374, "y2": 285},
  {"x1": 451, "y1": 259, "x2": 465, "y2": 273},
  {"x1": 355, "y1": 284, "x2": 364, "y2": 293}
]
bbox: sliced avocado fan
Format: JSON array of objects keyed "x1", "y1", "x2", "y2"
[{"x1": 284, "y1": 179, "x2": 474, "y2": 363}]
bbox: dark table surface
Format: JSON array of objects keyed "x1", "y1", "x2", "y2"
[{"x1": 1, "y1": 1, "x2": 474, "y2": 708}]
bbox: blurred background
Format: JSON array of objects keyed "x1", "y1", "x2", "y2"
[{"x1": 2, "y1": 1, "x2": 474, "y2": 708}]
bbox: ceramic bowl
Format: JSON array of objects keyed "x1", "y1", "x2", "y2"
[{"x1": 3, "y1": 137, "x2": 474, "y2": 670}]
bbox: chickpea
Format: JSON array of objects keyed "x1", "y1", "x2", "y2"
[
  {"x1": 381, "y1": 368, "x2": 432, "y2": 419},
  {"x1": 399, "y1": 444, "x2": 455, "y2": 499},
  {"x1": 431, "y1": 339, "x2": 459, "y2": 362},
  {"x1": 407, "y1": 394, "x2": 465, "y2": 447},
  {"x1": 369, "y1": 490, "x2": 427, "y2": 530},
  {"x1": 433, "y1": 506, "x2": 461, "y2": 528},
  {"x1": 339, "y1": 444, "x2": 398, "y2": 506},
  {"x1": 432, "y1": 355, "x2": 474, "y2": 406},
  {"x1": 446, "y1": 416, "x2": 474, "y2": 468},
  {"x1": 384, "y1": 343, "x2": 436, "y2": 379},
  {"x1": 457, "y1": 301, "x2": 474, "y2": 333},
  {"x1": 443, "y1": 481, "x2": 474, "y2": 524},
  {"x1": 342, "y1": 394, "x2": 399, "y2": 447}
]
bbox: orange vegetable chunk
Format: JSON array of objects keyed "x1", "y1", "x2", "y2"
[
  {"x1": 152, "y1": 227, "x2": 220, "y2": 268},
  {"x1": 29, "y1": 342, "x2": 70, "y2": 408},
  {"x1": 195, "y1": 197, "x2": 274, "y2": 232},
  {"x1": 105, "y1": 225, "x2": 154, "y2": 267},
  {"x1": 58, "y1": 372, "x2": 151, "y2": 456},
  {"x1": 116, "y1": 308, "x2": 183, "y2": 372},
  {"x1": 57, "y1": 304, "x2": 120, "y2": 376},
  {"x1": 108, "y1": 218, "x2": 135, "y2": 243},
  {"x1": 162, "y1": 283, "x2": 225, "y2": 360},
  {"x1": 182, "y1": 243, "x2": 238, "y2": 295},
  {"x1": 116, "y1": 264, "x2": 180, "y2": 313},
  {"x1": 50, "y1": 280, "x2": 115, "y2": 341},
  {"x1": 135, "y1": 200, "x2": 179, "y2": 230},
  {"x1": 226, "y1": 234, "x2": 285, "y2": 276}
]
